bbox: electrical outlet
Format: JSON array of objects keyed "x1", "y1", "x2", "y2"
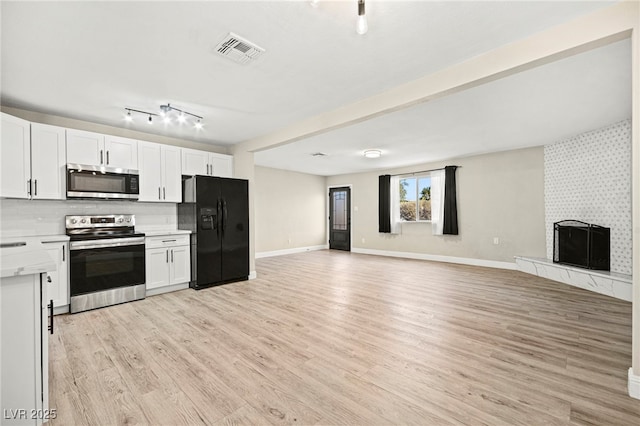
[
  {"x1": 493, "y1": 237, "x2": 500, "y2": 245},
  {"x1": 361, "y1": 238, "x2": 365, "y2": 244}
]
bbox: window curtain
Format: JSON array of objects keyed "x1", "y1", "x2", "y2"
[
  {"x1": 389, "y1": 176, "x2": 402, "y2": 234},
  {"x1": 431, "y1": 169, "x2": 445, "y2": 235},
  {"x1": 378, "y1": 175, "x2": 391, "y2": 233},
  {"x1": 443, "y1": 165, "x2": 459, "y2": 235}
]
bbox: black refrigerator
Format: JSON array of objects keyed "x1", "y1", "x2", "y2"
[{"x1": 177, "y1": 176, "x2": 249, "y2": 289}]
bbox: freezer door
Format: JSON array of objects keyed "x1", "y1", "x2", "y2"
[{"x1": 194, "y1": 176, "x2": 222, "y2": 287}]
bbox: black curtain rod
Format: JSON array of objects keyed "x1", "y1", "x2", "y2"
[{"x1": 390, "y1": 165, "x2": 461, "y2": 177}]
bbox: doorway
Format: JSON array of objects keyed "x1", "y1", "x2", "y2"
[{"x1": 329, "y1": 187, "x2": 351, "y2": 251}]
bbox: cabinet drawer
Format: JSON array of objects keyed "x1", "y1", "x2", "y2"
[{"x1": 145, "y1": 234, "x2": 190, "y2": 249}]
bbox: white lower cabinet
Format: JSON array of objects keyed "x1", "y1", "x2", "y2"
[
  {"x1": 145, "y1": 234, "x2": 190, "y2": 296},
  {"x1": 41, "y1": 239, "x2": 69, "y2": 314},
  {"x1": 0, "y1": 272, "x2": 50, "y2": 426}
]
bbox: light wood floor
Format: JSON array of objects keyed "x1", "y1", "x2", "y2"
[{"x1": 49, "y1": 250, "x2": 640, "y2": 425}]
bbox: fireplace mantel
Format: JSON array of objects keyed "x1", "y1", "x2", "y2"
[{"x1": 515, "y1": 256, "x2": 632, "y2": 302}]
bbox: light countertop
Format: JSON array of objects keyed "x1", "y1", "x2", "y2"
[
  {"x1": 1, "y1": 238, "x2": 57, "y2": 278},
  {"x1": 138, "y1": 228, "x2": 192, "y2": 237}
]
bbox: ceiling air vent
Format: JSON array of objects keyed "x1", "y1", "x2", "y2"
[{"x1": 215, "y1": 32, "x2": 265, "y2": 64}]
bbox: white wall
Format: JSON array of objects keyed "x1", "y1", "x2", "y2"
[
  {"x1": 254, "y1": 166, "x2": 326, "y2": 254},
  {"x1": 545, "y1": 119, "x2": 632, "y2": 274},
  {"x1": 326, "y1": 146, "x2": 546, "y2": 264}
]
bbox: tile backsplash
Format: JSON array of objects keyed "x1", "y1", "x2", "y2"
[{"x1": 0, "y1": 199, "x2": 177, "y2": 237}]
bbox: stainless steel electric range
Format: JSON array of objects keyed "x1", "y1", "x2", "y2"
[{"x1": 66, "y1": 214, "x2": 145, "y2": 313}]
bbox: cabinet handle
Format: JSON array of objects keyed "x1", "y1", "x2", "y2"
[
  {"x1": 166, "y1": 250, "x2": 169, "y2": 263},
  {"x1": 27, "y1": 179, "x2": 32, "y2": 196},
  {"x1": 106, "y1": 151, "x2": 110, "y2": 165},
  {"x1": 48, "y1": 300, "x2": 54, "y2": 335},
  {"x1": 62, "y1": 245, "x2": 65, "y2": 262},
  {"x1": 34, "y1": 180, "x2": 37, "y2": 196},
  {"x1": 158, "y1": 187, "x2": 161, "y2": 200},
  {"x1": 171, "y1": 249, "x2": 174, "y2": 263},
  {"x1": 100, "y1": 150, "x2": 104, "y2": 164},
  {"x1": 163, "y1": 187, "x2": 166, "y2": 200},
  {"x1": 47, "y1": 275, "x2": 52, "y2": 283},
  {"x1": 162, "y1": 239, "x2": 176, "y2": 243}
]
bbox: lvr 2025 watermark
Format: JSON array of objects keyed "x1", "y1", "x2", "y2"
[{"x1": 3, "y1": 409, "x2": 57, "y2": 420}]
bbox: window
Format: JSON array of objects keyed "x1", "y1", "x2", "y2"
[{"x1": 399, "y1": 175, "x2": 431, "y2": 221}]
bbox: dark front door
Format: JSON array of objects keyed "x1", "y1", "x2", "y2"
[{"x1": 329, "y1": 187, "x2": 351, "y2": 251}]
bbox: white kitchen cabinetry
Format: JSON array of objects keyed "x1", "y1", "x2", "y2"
[
  {"x1": 1, "y1": 243, "x2": 53, "y2": 426},
  {"x1": 67, "y1": 129, "x2": 137, "y2": 169},
  {"x1": 1, "y1": 113, "x2": 31, "y2": 199},
  {"x1": 30, "y1": 123, "x2": 67, "y2": 200},
  {"x1": 181, "y1": 148, "x2": 233, "y2": 178},
  {"x1": 41, "y1": 239, "x2": 69, "y2": 314},
  {"x1": 1, "y1": 114, "x2": 66, "y2": 200},
  {"x1": 145, "y1": 234, "x2": 191, "y2": 296},
  {"x1": 138, "y1": 142, "x2": 181, "y2": 202}
]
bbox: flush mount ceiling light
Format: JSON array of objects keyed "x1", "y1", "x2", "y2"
[
  {"x1": 357, "y1": 0, "x2": 368, "y2": 35},
  {"x1": 364, "y1": 149, "x2": 381, "y2": 158},
  {"x1": 124, "y1": 103, "x2": 204, "y2": 130}
]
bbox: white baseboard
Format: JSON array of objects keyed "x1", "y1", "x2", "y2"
[
  {"x1": 351, "y1": 247, "x2": 517, "y2": 270},
  {"x1": 629, "y1": 368, "x2": 640, "y2": 399},
  {"x1": 249, "y1": 271, "x2": 257, "y2": 280},
  {"x1": 256, "y1": 245, "x2": 328, "y2": 259}
]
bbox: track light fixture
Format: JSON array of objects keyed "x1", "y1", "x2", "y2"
[
  {"x1": 357, "y1": 0, "x2": 368, "y2": 35},
  {"x1": 124, "y1": 103, "x2": 204, "y2": 130}
]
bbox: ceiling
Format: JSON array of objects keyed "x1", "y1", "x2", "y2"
[{"x1": 1, "y1": 1, "x2": 630, "y2": 176}]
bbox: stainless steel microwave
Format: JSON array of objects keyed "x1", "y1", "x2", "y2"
[{"x1": 66, "y1": 164, "x2": 139, "y2": 200}]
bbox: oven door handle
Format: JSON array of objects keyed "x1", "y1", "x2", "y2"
[{"x1": 70, "y1": 237, "x2": 145, "y2": 250}]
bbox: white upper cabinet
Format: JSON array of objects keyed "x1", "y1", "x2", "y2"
[
  {"x1": 104, "y1": 135, "x2": 138, "y2": 169},
  {"x1": 181, "y1": 148, "x2": 233, "y2": 178},
  {"x1": 30, "y1": 123, "x2": 66, "y2": 200},
  {"x1": 1, "y1": 113, "x2": 31, "y2": 199},
  {"x1": 138, "y1": 141, "x2": 181, "y2": 202},
  {"x1": 66, "y1": 129, "x2": 104, "y2": 166},
  {"x1": 210, "y1": 153, "x2": 233, "y2": 178},
  {"x1": 162, "y1": 145, "x2": 182, "y2": 202},
  {"x1": 181, "y1": 148, "x2": 209, "y2": 176},
  {"x1": 67, "y1": 130, "x2": 137, "y2": 169}
]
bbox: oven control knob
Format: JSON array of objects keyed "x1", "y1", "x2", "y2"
[
  {"x1": 126, "y1": 218, "x2": 131, "y2": 223},
  {"x1": 70, "y1": 219, "x2": 77, "y2": 224},
  {"x1": 117, "y1": 218, "x2": 124, "y2": 223},
  {"x1": 80, "y1": 219, "x2": 87, "y2": 224}
]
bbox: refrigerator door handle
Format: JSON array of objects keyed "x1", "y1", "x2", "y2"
[
  {"x1": 216, "y1": 198, "x2": 221, "y2": 238},
  {"x1": 223, "y1": 199, "x2": 228, "y2": 235}
]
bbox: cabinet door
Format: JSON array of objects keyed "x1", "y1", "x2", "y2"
[
  {"x1": 146, "y1": 248, "x2": 170, "y2": 290},
  {"x1": 169, "y1": 246, "x2": 191, "y2": 285},
  {"x1": 42, "y1": 242, "x2": 68, "y2": 309},
  {"x1": 181, "y1": 148, "x2": 209, "y2": 176},
  {"x1": 1, "y1": 113, "x2": 31, "y2": 199},
  {"x1": 0, "y1": 273, "x2": 46, "y2": 425},
  {"x1": 161, "y1": 145, "x2": 182, "y2": 202},
  {"x1": 104, "y1": 135, "x2": 138, "y2": 169},
  {"x1": 137, "y1": 141, "x2": 162, "y2": 202},
  {"x1": 210, "y1": 153, "x2": 233, "y2": 178},
  {"x1": 66, "y1": 129, "x2": 104, "y2": 166},
  {"x1": 31, "y1": 123, "x2": 66, "y2": 200}
]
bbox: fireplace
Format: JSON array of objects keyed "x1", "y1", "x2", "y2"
[{"x1": 553, "y1": 220, "x2": 610, "y2": 271}]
